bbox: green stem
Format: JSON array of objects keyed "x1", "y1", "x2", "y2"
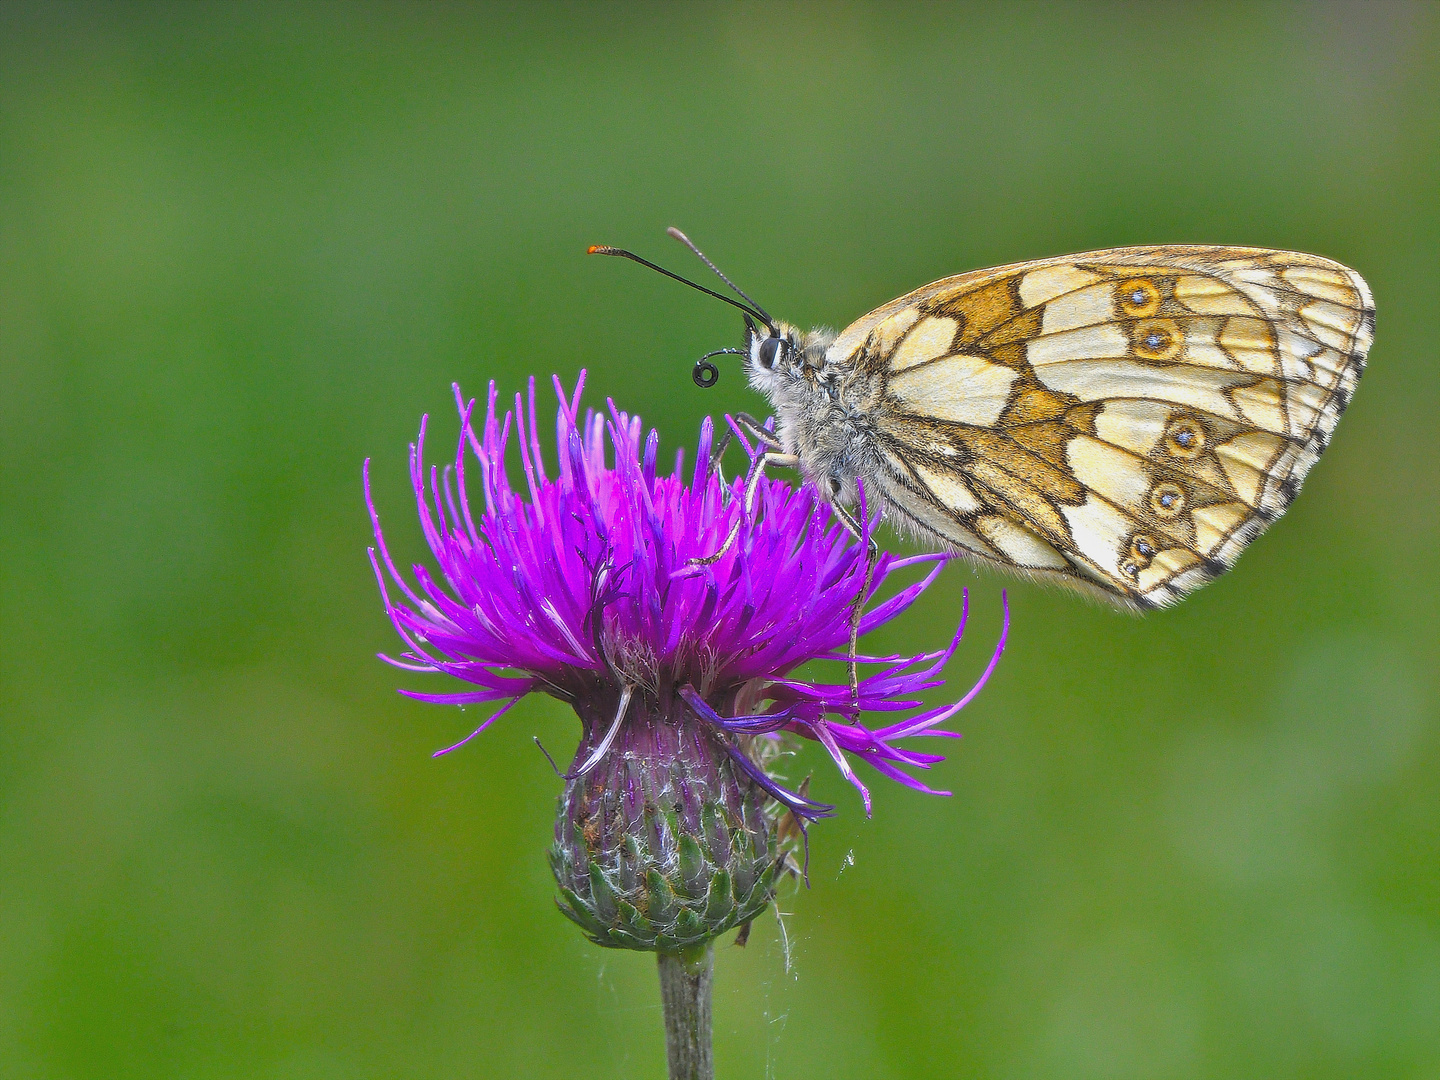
[{"x1": 657, "y1": 943, "x2": 714, "y2": 1080}]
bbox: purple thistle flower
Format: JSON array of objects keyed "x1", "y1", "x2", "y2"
[
  {"x1": 366, "y1": 373, "x2": 1007, "y2": 958},
  {"x1": 365, "y1": 372, "x2": 1007, "y2": 820}
]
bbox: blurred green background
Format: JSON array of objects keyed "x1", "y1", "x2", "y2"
[{"x1": 2, "y1": 3, "x2": 1437, "y2": 1077}]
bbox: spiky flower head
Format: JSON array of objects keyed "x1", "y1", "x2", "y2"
[{"x1": 366, "y1": 374, "x2": 1007, "y2": 951}]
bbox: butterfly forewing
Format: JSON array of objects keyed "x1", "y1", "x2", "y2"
[{"x1": 831, "y1": 246, "x2": 1373, "y2": 608}]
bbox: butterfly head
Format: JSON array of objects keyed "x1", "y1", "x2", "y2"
[{"x1": 743, "y1": 316, "x2": 802, "y2": 380}]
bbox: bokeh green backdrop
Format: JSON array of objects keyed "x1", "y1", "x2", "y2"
[{"x1": 2, "y1": 3, "x2": 1437, "y2": 1077}]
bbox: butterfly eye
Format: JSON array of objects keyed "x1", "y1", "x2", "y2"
[{"x1": 757, "y1": 336, "x2": 788, "y2": 370}]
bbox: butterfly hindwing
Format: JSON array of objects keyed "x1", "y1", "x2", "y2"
[{"x1": 834, "y1": 246, "x2": 1373, "y2": 608}]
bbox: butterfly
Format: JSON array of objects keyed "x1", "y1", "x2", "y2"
[{"x1": 591, "y1": 233, "x2": 1373, "y2": 611}]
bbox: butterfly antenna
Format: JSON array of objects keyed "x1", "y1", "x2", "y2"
[
  {"x1": 666, "y1": 227, "x2": 775, "y2": 326},
  {"x1": 586, "y1": 244, "x2": 774, "y2": 331}
]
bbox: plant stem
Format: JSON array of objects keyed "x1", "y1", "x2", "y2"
[{"x1": 657, "y1": 943, "x2": 714, "y2": 1080}]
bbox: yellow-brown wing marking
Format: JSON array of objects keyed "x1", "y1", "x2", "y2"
[
  {"x1": 875, "y1": 410, "x2": 1242, "y2": 607},
  {"x1": 832, "y1": 246, "x2": 1372, "y2": 608}
]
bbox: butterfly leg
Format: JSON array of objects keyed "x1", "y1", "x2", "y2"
[
  {"x1": 708, "y1": 413, "x2": 784, "y2": 477},
  {"x1": 706, "y1": 414, "x2": 783, "y2": 485},
  {"x1": 706, "y1": 428, "x2": 734, "y2": 481},
  {"x1": 686, "y1": 451, "x2": 801, "y2": 568},
  {"x1": 731, "y1": 412, "x2": 784, "y2": 452},
  {"x1": 825, "y1": 502, "x2": 880, "y2": 707},
  {"x1": 744, "y1": 451, "x2": 800, "y2": 517}
]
